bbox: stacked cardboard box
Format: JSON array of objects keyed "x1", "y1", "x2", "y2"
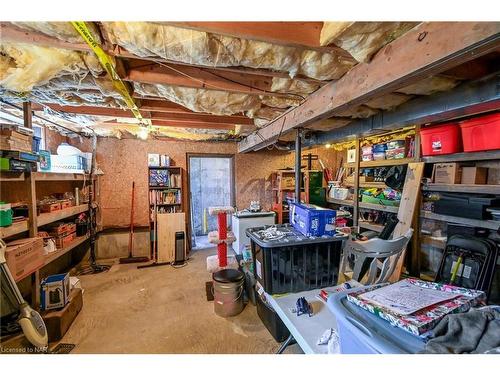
[
  {"x1": 0, "y1": 128, "x2": 33, "y2": 152},
  {"x1": 47, "y1": 222, "x2": 77, "y2": 249}
]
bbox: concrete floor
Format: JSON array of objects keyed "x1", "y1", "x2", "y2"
[{"x1": 61, "y1": 247, "x2": 289, "y2": 354}]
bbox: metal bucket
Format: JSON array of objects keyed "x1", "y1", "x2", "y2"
[{"x1": 213, "y1": 269, "x2": 245, "y2": 317}]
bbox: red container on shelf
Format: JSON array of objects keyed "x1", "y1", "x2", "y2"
[
  {"x1": 459, "y1": 113, "x2": 500, "y2": 152},
  {"x1": 420, "y1": 123, "x2": 462, "y2": 156}
]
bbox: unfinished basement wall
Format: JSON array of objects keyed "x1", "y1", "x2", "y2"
[{"x1": 94, "y1": 137, "x2": 340, "y2": 229}]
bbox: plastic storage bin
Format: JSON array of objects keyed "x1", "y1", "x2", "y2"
[
  {"x1": 289, "y1": 202, "x2": 336, "y2": 237},
  {"x1": 459, "y1": 113, "x2": 500, "y2": 152},
  {"x1": 327, "y1": 288, "x2": 425, "y2": 354},
  {"x1": 256, "y1": 293, "x2": 290, "y2": 342},
  {"x1": 420, "y1": 123, "x2": 462, "y2": 156},
  {"x1": 247, "y1": 224, "x2": 345, "y2": 294},
  {"x1": 0, "y1": 202, "x2": 13, "y2": 227}
]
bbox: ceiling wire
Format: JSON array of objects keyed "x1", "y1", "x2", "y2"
[{"x1": 152, "y1": 60, "x2": 308, "y2": 101}]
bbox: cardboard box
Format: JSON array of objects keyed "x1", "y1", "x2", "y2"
[
  {"x1": 55, "y1": 232, "x2": 76, "y2": 249},
  {"x1": 41, "y1": 288, "x2": 83, "y2": 342},
  {"x1": 279, "y1": 175, "x2": 295, "y2": 189},
  {"x1": 432, "y1": 163, "x2": 462, "y2": 184},
  {"x1": 39, "y1": 202, "x2": 61, "y2": 213},
  {"x1": 41, "y1": 273, "x2": 71, "y2": 310},
  {"x1": 5, "y1": 238, "x2": 44, "y2": 281},
  {"x1": 461, "y1": 167, "x2": 488, "y2": 184}
]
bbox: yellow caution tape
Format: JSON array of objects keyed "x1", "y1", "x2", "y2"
[{"x1": 71, "y1": 21, "x2": 149, "y2": 125}]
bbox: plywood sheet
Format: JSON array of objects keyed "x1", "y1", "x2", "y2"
[{"x1": 157, "y1": 212, "x2": 185, "y2": 263}]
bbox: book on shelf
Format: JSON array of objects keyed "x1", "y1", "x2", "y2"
[{"x1": 149, "y1": 189, "x2": 181, "y2": 205}]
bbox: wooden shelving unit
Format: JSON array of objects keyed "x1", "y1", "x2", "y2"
[
  {"x1": 358, "y1": 221, "x2": 384, "y2": 233},
  {"x1": 43, "y1": 234, "x2": 90, "y2": 266},
  {"x1": 148, "y1": 164, "x2": 185, "y2": 261},
  {"x1": 1, "y1": 166, "x2": 94, "y2": 308},
  {"x1": 347, "y1": 157, "x2": 414, "y2": 168},
  {"x1": 271, "y1": 170, "x2": 322, "y2": 224},
  {"x1": 0, "y1": 220, "x2": 29, "y2": 239}
]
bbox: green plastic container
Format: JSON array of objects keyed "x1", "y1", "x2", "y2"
[
  {"x1": 361, "y1": 195, "x2": 400, "y2": 207},
  {"x1": 0, "y1": 158, "x2": 9, "y2": 171},
  {"x1": 0, "y1": 202, "x2": 13, "y2": 227}
]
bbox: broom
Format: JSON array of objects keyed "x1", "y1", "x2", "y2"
[{"x1": 120, "y1": 181, "x2": 149, "y2": 264}]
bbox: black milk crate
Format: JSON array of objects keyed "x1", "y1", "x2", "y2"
[{"x1": 247, "y1": 224, "x2": 345, "y2": 295}]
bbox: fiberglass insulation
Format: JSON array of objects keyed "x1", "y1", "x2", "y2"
[
  {"x1": 320, "y1": 22, "x2": 419, "y2": 63},
  {"x1": 133, "y1": 82, "x2": 301, "y2": 119},
  {"x1": 102, "y1": 22, "x2": 355, "y2": 81},
  {"x1": 11, "y1": 22, "x2": 102, "y2": 44}
]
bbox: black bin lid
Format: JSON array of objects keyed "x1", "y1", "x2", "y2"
[{"x1": 213, "y1": 269, "x2": 244, "y2": 283}]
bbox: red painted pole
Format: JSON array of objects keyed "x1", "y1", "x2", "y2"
[{"x1": 217, "y1": 212, "x2": 227, "y2": 267}]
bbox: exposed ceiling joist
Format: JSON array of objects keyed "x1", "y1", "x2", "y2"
[
  {"x1": 32, "y1": 103, "x2": 254, "y2": 125},
  {"x1": 238, "y1": 22, "x2": 500, "y2": 152},
  {"x1": 125, "y1": 62, "x2": 289, "y2": 97},
  {"x1": 164, "y1": 22, "x2": 354, "y2": 59},
  {"x1": 0, "y1": 23, "x2": 327, "y2": 84},
  {"x1": 149, "y1": 119, "x2": 235, "y2": 130}
]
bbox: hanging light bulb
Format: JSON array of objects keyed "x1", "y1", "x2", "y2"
[
  {"x1": 137, "y1": 126, "x2": 149, "y2": 140},
  {"x1": 325, "y1": 143, "x2": 332, "y2": 149}
]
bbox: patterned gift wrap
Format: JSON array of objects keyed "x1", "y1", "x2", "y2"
[{"x1": 346, "y1": 278, "x2": 486, "y2": 336}]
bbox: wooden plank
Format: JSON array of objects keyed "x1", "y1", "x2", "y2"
[
  {"x1": 348, "y1": 158, "x2": 414, "y2": 168},
  {"x1": 32, "y1": 172, "x2": 90, "y2": 182},
  {"x1": 422, "y1": 150, "x2": 500, "y2": 163},
  {"x1": 358, "y1": 201, "x2": 399, "y2": 213},
  {"x1": 156, "y1": 212, "x2": 185, "y2": 263},
  {"x1": 149, "y1": 119, "x2": 236, "y2": 131},
  {"x1": 164, "y1": 22, "x2": 354, "y2": 58},
  {"x1": 126, "y1": 63, "x2": 288, "y2": 97},
  {"x1": 34, "y1": 103, "x2": 254, "y2": 126},
  {"x1": 353, "y1": 138, "x2": 361, "y2": 226},
  {"x1": 326, "y1": 198, "x2": 354, "y2": 206},
  {"x1": 420, "y1": 211, "x2": 500, "y2": 230},
  {"x1": 37, "y1": 205, "x2": 88, "y2": 227},
  {"x1": 0, "y1": 171, "x2": 25, "y2": 182},
  {"x1": 422, "y1": 184, "x2": 500, "y2": 194},
  {"x1": 389, "y1": 162, "x2": 425, "y2": 282},
  {"x1": 421, "y1": 235, "x2": 446, "y2": 249},
  {"x1": 0, "y1": 220, "x2": 29, "y2": 239},
  {"x1": 239, "y1": 22, "x2": 500, "y2": 152}
]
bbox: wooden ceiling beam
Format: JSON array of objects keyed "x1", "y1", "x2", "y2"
[
  {"x1": 32, "y1": 103, "x2": 253, "y2": 125},
  {"x1": 150, "y1": 119, "x2": 235, "y2": 130},
  {"x1": 164, "y1": 22, "x2": 354, "y2": 59},
  {"x1": 125, "y1": 62, "x2": 289, "y2": 97},
  {"x1": 239, "y1": 22, "x2": 500, "y2": 152}
]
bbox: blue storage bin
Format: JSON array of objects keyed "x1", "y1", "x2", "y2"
[
  {"x1": 327, "y1": 288, "x2": 426, "y2": 354},
  {"x1": 289, "y1": 202, "x2": 336, "y2": 237}
]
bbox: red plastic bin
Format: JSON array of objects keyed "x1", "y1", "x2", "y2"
[
  {"x1": 420, "y1": 123, "x2": 462, "y2": 156},
  {"x1": 459, "y1": 113, "x2": 500, "y2": 152}
]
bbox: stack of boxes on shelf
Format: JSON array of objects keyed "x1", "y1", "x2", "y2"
[{"x1": 0, "y1": 126, "x2": 33, "y2": 153}]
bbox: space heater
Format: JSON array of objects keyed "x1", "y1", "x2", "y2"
[{"x1": 174, "y1": 231, "x2": 185, "y2": 264}]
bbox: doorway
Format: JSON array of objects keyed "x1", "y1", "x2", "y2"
[{"x1": 187, "y1": 154, "x2": 235, "y2": 250}]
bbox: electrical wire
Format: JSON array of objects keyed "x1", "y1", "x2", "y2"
[{"x1": 153, "y1": 60, "x2": 308, "y2": 101}]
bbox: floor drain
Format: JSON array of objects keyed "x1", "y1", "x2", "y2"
[{"x1": 51, "y1": 343, "x2": 76, "y2": 354}]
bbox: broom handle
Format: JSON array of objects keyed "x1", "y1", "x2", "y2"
[{"x1": 128, "y1": 182, "x2": 135, "y2": 255}]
